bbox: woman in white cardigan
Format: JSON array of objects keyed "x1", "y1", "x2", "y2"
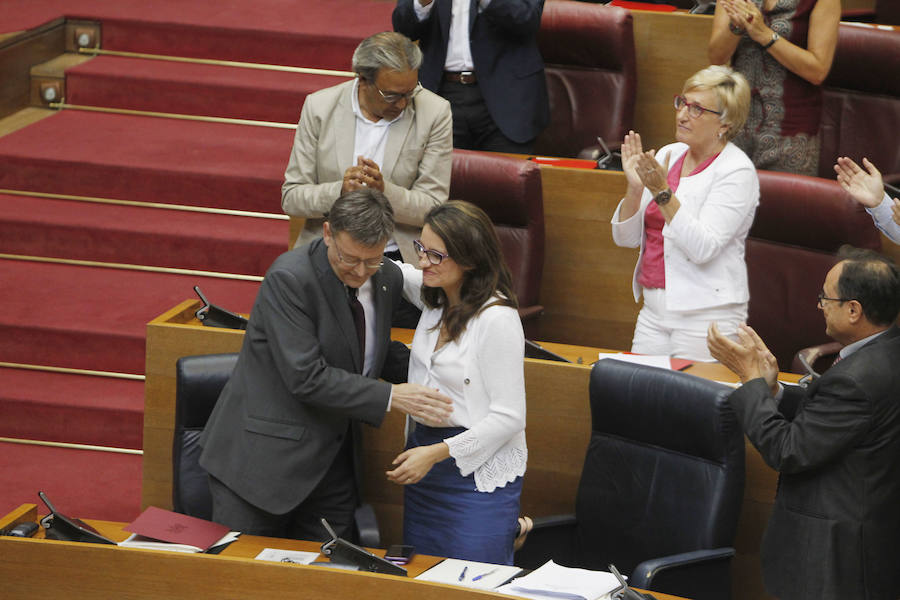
[
  {"x1": 611, "y1": 65, "x2": 759, "y2": 361},
  {"x1": 387, "y1": 200, "x2": 527, "y2": 565}
]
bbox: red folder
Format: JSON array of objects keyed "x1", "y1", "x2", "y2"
[
  {"x1": 608, "y1": 1, "x2": 679, "y2": 12},
  {"x1": 125, "y1": 506, "x2": 229, "y2": 551}
]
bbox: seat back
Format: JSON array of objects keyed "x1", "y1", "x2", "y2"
[
  {"x1": 819, "y1": 23, "x2": 900, "y2": 182},
  {"x1": 535, "y1": 1, "x2": 636, "y2": 158},
  {"x1": 172, "y1": 352, "x2": 239, "y2": 519},
  {"x1": 450, "y1": 150, "x2": 544, "y2": 334},
  {"x1": 575, "y1": 360, "x2": 745, "y2": 575},
  {"x1": 746, "y1": 171, "x2": 881, "y2": 371}
]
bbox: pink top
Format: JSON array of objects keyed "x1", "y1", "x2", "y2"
[{"x1": 637, "y1": 150, "x2": 721, "y2": 289}]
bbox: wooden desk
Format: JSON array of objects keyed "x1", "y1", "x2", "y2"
[
  {"x1": 0, "y1": 504, "x2": 690, "y2": 600},
  {"x1": 144, "y1": 301, "x2": 799, "y2": 600}
]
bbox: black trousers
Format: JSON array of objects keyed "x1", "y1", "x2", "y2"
[{"x1": 439, "y1": 79, "x2": 535, "y2": 154}]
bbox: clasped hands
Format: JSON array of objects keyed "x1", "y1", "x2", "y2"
[
  {"x1": 386, "y1": 382, "x2": 454, "y2": 486},
  {"x1": 707, "y1": 322, "x2": 780, "y2": 396},
  {"x1": 342, "y1": 156, "x2": 385, "y2": 194},
  {"x1": 720, "y1": 0, "x2": 771, "y2": 44},
  {"x1": 622, "y1": 130, "x2": 669, "y2": 196}
]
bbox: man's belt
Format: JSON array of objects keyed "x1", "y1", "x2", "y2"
[{"x1": 443, "y1": 71, "x2": 477, "y2": 84}]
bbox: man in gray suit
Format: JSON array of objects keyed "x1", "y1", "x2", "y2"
[
  {"x1": 708, "y1": 247, "x2": 900, "y2": 600},
  {"x1": 200, "y1": 188, "x2": 453, "y2": 541},
  {"x1": 281, "y1": 31, "x2": 452, "y2": 268}
]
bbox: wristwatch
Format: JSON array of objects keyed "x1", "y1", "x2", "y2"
[
  {"x1": 653, "y1": 188, "x2": 672, "y2": 206},
  {"x1": 762, "y1": 32, "x2": 780, "y2": 51}
]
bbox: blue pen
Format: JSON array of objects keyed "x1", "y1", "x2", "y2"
[
  {"x1": 472, "y1": 568, "x2": 498, "y2": 582},
  {"x1": 458, "y1": 565, "x2": 468, "y2": 581}
]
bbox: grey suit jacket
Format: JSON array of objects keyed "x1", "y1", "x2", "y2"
[
  {"x1": 729, "y1": 326, "x2": 900, "y2": 600},
  {"x1": 281, "y1": 79, "x2": 452, "y2": 263},
  {"x1": 199, "y1": 238, "x2": 406, "y2": 515}
]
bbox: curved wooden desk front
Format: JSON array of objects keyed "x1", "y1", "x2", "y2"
[{"x1": 0, "y1": 504, "x2": 690, "y2": 600}]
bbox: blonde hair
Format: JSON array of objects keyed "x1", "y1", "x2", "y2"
[{"x1": 683, "y1": 65, "x2": 750, "y2": 142}]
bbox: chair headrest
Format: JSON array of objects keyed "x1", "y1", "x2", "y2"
[{"x1": 589, "y1": 359, "x2": 740, "y2": 463}]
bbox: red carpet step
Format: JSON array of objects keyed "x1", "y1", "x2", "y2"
[
  {"x1": 0, "y1": 0, "x2": 394, "y2": 68},
  {"x1": 0, "y1": 110, "x2": 292, "y2": 214},
  {"x1": 0, "y1": 258, "x2": 260, "y2": 374},
  {"x1": 0, "y1": 194, "x2": 289, "y2": 277},
  {"x1": 65, "y1": 56, "x2": 349, "y2": 124},
  {"x1": 0, "y1": 441, "x2": 142, "y2": 522},
  {"x1": 0, "y1": 367, "x2": 143, "y2": 449}
]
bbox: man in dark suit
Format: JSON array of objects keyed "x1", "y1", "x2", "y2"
[
  {"x1": 707, "y1": 247, "x2": 900, "y2": 600},
  {"x1": 199, "y1": 188, "x2": 453, "y2": 541},
  {"x1": 393, "y1": 0, "x2": 550, "y2": 153}
]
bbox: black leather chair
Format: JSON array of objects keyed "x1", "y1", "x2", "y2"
[
  {"x1": 172, "y1": 353, "x2": 381, "y2": 547},
  {"x1": 515, "y1": 359, "x2": 745, "y2": 600}
]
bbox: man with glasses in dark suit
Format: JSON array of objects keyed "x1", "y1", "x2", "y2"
[
  {"x1": 708, "y1": 247, "x2": 900, "y2": 600},
  {"x1": 201, "y1": 188, "x2": 453, "y2": 541}
]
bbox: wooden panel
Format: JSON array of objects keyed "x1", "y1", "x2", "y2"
[
  {"x1": 0, "y1": 18, "x2": 65, "y2": 118},
  {"x1": 631, "y1": 11, "x2": 714, "y2": 151}
]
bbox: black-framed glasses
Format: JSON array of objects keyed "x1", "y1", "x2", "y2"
[
  {"x1": 333, "y1": 238, "x2": 383, "y2": 270},
  {"x1": 673, "y1": 95, "x2": 722, "y2": 119},
  {"x1": 817, "y1": 291, "x2": 851, "y2": 308},
  {"x1": 376, "y1": 82, "x2": 421, "y2": 104},
  {"x1": 413, "y1": 239, "x2": 449, "y2": 265}
]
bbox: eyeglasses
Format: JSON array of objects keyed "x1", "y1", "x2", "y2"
[
  {"x1": 333, "y1": 238, "x2": 383, "y2": 270},
  {"x1": 413, "y1": 239, "x2": 450, "y2": 265},
  {"x1": 376, "y1": 82, "x2": 421, "y2": 104},
  {"x1": 673, "y1": 95, "x2": 722, "y2": 119},
  {"x1": 817, "y1": 291, "x2": 851, "y2": 308}
]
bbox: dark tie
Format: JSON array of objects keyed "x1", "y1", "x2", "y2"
[{"x1": 347, "y1": 286, "x2": 366, "y2": 372}]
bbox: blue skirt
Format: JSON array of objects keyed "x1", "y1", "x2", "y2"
[{"x1": 403, "y1": 424, "x2": 522, "y2": 565}]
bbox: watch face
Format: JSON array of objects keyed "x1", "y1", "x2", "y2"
[{"x1": 655, "y1": 190, "x2": 671, "y2": 205}]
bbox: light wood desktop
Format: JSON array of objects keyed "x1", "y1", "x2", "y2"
[{"x1": 0, "y1": 503, "x2": 690, "y2": 600}]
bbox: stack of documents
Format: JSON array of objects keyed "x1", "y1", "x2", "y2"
[{"x1": 496, "y1": 561, "x2": 622, "y2": 600}]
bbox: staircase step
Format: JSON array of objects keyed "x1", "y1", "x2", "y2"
[
  {"x1": 0, "y1": 110, "x2": 292, "y2": 213},
  {"x1": 0, "y1": 194, "x2": 288, "y2": 276},
  {"x1": 65, "y1": 55, "x2": 347, "y2": 124},
  {"x1": 0, "y1": 367, "x2": 143, "y2": 449},
  {"x1": 0, "y1": 258, "x2": 260, "y2": 374},
  {"x1": 0, "y1": 441, "x2": 141, "y2": 522},
  {"x1": 1, "y1": 0, "x2": 393, "y2": 69}
]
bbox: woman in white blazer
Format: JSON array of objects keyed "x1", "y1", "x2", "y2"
[
  {"x1": 387, "y1": 201, "x2": 527, "y2": 565},
  {"x1": 611, "y1": 65, "x2": 759, "y2": 361}
]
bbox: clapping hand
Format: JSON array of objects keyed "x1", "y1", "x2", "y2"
[
  {"x1": 707, "y1": 322, "x2": 779, "y2": 395},
  {"x1": 835, "y1": 156, "x2": 885, "y2": 209}
]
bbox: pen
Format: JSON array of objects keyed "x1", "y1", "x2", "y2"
[
  {"x1": 458, "y1": 566, "x2": 468, "y2": 581},
  {"x1": 472, "y1": 568, "x2": 498, "y2": 581}
]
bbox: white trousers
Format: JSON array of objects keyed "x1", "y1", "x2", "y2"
[{"x1": 631, "y1": 287, "x2": 747, "y2": 362}]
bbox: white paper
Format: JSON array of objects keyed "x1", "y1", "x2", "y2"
[
  {"x1": 496, "y1": 560, "x2": 621, "y2": 600},
  {"x1": 254, "y1": 548, "x2": 320, "y2": 564},
  {"x1": 415, "y1": 558, "x2": 522, "y2": 589},
  {"x1": 596, "y1": 353, "x2": 672, "y2": 369}
]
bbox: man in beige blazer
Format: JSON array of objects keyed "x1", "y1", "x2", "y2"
[{"x1": 282, "y1": 31, "x2": 452, "y2": 269}]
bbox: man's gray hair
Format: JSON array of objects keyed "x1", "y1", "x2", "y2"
[
  {"x1": 352, "y1": 31, "x2": 422, "y2": 83},
  {"x1": 327, "y1": 188, "x2": 395, "y2": 247}
]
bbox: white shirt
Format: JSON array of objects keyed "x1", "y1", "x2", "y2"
[
  {"x1": 414, "y1": 0, "x2": 494, "y2": 72},
  {"x1": 350, "y1": 78, "x2": 403, "y2": 252},
  {"x1": 398, "y1": 262, "x2": 527, "y2": 492}
]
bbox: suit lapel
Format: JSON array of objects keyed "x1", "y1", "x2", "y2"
[
  {"x1": 438, "y1": 0, "x2": 452, "y2": 39},
  {"x1": 311, "y1": 239, "x2": 363, "y2": 372},
  {"x1": 333, "y1": 82, "x2": 356, "y2": 172}
]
